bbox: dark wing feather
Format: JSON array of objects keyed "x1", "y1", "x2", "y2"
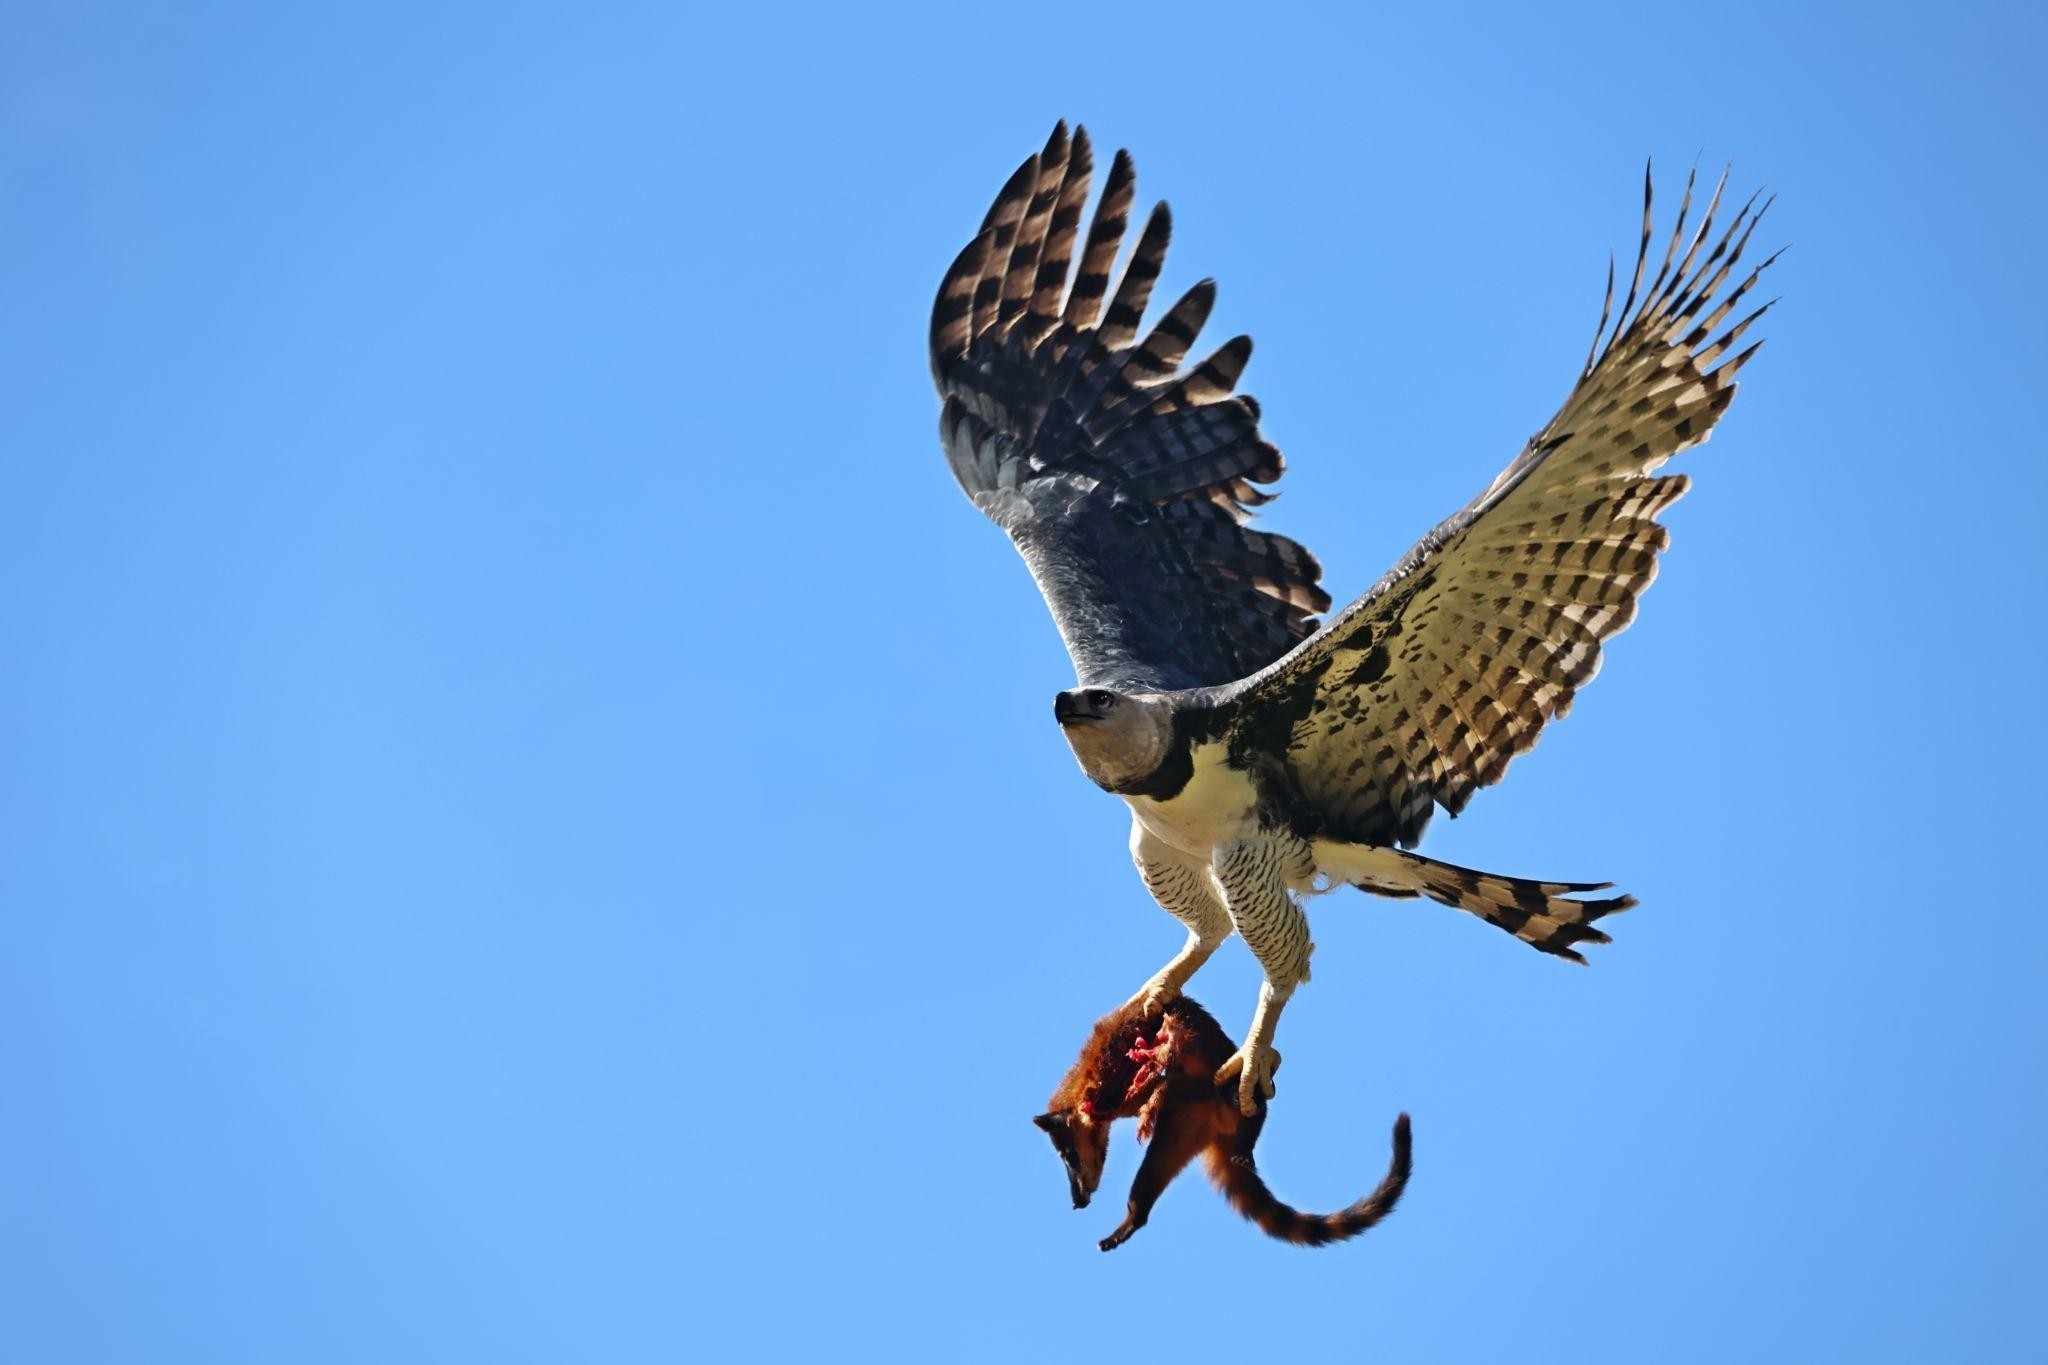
[
  {"x1": 931, "y1": 123, "x2": 1329, "y2": 691},
  {"x1": 1220, "y1": 166, "x2": 1779, "y2": 846}
]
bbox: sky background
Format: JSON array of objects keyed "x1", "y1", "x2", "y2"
[{"x1": 4, "y1": 2, "x2": 2044, "y2": 1360}]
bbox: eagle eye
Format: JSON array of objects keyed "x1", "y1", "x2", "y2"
[{"x1": 1088, "y1": 691, "x2": 1114, "y2": 709}]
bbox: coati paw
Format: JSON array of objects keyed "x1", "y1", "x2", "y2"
[{"x1": 1213, "y1": 1044, "x2": 1280, "y2": 1116}]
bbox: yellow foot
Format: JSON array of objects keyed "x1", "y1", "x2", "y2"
[
  {"x1": 1123, "y1": 975, "x2": 1181, "y2": 1019},
  {"x1": 1213, "y1": 1043, "x2": 1281, "y2": 1116}
]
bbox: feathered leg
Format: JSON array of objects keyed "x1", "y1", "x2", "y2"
[
  {"x1": 1125, "y1": 822, "x2": 1232, "y2": 1017},
  {"x1": 1211, "y1": 837, "x2": 1315, "y2": 1115}
]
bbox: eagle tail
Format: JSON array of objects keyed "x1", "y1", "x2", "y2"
[{"x1": 1312, "y1": 842, "x2": 1635, "y2": 964}]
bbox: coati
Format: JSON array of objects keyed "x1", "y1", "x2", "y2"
[{"x1": 1034, "y1": 996, "x2": 1412, "y2": 1251}]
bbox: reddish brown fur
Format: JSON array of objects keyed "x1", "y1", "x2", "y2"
[{"x1": 1034, "y1": 997, "x2": 1412, "y2": 1250}]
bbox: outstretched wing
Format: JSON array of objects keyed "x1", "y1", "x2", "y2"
[
  {"x1": 1222, "y1": 167, "x2": 1778, "y2": 847},
  {"x1": 931, "y1": 123, "x2": 1329, "y2": 692}
]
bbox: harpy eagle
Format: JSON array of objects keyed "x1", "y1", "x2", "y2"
[{"x1": 930, "y1": 124, "x2": 1776, "y2": 1113}]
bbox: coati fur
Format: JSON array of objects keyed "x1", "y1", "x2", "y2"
[{"x1": 1034, "y1": 996, "x2": 1412, "y2": 1251}]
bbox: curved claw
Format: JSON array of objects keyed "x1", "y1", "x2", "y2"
[
  {"x1": 1123, "y1": 976, "x2": 1180, "y2": 1020},
  {"x1": 1213, "y1": 1044, "x2": 1281, "y2": 1116}
]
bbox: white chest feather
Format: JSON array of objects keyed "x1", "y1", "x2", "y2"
[{"x1": 1124, "y1": 740, "x2": 1263, "y2": 859}]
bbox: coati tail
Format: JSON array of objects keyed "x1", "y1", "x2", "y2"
[
  {"x1": 1209, "y1": 1112, "x2": 1413, "y2": 1247},
  {"x1": 1314, "y1": 842, "x2": 1636, "y2": 963}
]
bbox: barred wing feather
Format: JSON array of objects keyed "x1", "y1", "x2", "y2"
[
  {"x1": 931, "y1": 123, "x2": 1330, "y2": 692},
  {"x1": 1223, "y1": 166, "x2": 1778, "y2": 847}
]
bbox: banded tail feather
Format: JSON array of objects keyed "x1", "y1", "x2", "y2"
[{"x1": 1315, "y1": 842, "x2": 1635, "y2": 963}]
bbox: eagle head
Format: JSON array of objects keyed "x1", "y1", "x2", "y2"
[
  {"x1": 1053, "y1": 687, "x2": 1175, "y2": 793},
  {"x1": 1053, "y1": 687, "x2": 1122, "y2": 726}
]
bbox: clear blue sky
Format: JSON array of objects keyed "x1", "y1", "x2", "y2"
[{"x1": 3, "y1": 3, "x2": 2043, "y2": 1360}]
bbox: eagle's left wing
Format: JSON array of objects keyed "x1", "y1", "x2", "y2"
[
  {"x1": 1219, "y1": 168, "x2": 1779, "y2": 848},
  {"x1": 931, "y1": 123, "x2": 1330, "y2": 692}
]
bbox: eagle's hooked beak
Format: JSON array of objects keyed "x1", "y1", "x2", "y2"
[{"x1": 1053, "y1": 691, "x2": 1101, "y2": 726}]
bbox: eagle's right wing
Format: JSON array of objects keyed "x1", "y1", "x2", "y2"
[
  {"x1": 931, "y1": 123, "x2": 1329, "y2": 693},
  {"x1": 1218, "y1": 168, "x2": 1778, "y2": 848}
]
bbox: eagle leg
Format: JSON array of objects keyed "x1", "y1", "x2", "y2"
[
  {"x1": 1213, "y1": 986, "x2": 1288, "y2": 1117},
  {"x1": 1124, "y1": 935, "x2": 1223, "y2": 1020},
  {"x1": 1127, "y1": 822, "x2": 1233, "y2": 1018},
  {"x1": 1211, "y1": 837, "x2": 1316, "y2": 1116}
]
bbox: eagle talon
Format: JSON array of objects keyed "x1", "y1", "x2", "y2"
[
  {"x1": 1124, "y1": 977, "x2": 1180, "y2": 1020},
  {"x1": 1213, "y1": 1043, "x2": 1280, "y2": 1116}
]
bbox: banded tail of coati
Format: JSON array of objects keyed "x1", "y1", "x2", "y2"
[{"x1": 1034, "y1": 996, "x2": 1411, "y2": 1251}]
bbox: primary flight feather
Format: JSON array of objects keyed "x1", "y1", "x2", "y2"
[{"x1": 931, "y1": 123, "x2": 1776, "y2": 1112}]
